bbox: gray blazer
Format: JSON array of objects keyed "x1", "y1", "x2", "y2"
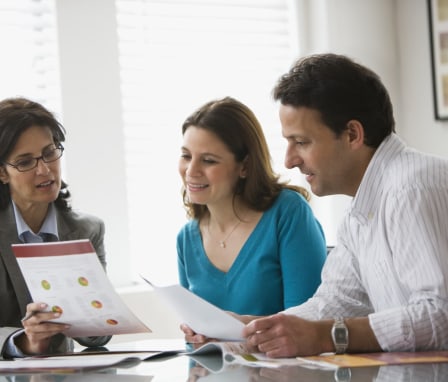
[{"x1": 0, "y1": 202, "x2": 110, "y2": 357}]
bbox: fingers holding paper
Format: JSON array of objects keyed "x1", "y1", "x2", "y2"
[
  {"x1": 180, "y1": 323, "x2": 217, "y2": 348},
  {"x1": 18, "y1": 302, "x2": 70, "y2": 355},
  {"x1": 181, "y1": 323, "x2": 208, "y2": 343}
]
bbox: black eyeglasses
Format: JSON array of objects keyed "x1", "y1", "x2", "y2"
[{"x1": 3, "y1": 145, "x2": 64, "y2": 172}]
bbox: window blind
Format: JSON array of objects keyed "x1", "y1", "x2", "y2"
[
  {"x1": 116, "y1": 0, "x2": 300, "y2": 283},
  {"x1": 0, "y1": 0, "x2": 60, "y2": 115}
]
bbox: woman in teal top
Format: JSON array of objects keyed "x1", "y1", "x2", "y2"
[{"x1": 177, "y1": 97, "x2": 326, "y2": 317}]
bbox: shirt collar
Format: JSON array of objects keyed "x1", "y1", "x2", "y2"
[
  {"x1": 349, "y1": 133, "x2": 406, "y2": 224},
  {"x1": 13, "y1": 202, "x2": 59, "y2": 242}
]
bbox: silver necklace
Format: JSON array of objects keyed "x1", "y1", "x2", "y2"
[{"x1": 207, "y1": 217, "x2": 242, "y2": 249}]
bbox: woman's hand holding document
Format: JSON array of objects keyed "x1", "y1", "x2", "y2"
[{"x1": 140, "y1": 275, "x2": 244, "y2": 341}]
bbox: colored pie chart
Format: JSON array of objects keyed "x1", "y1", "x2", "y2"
[
  {"x1": 78, "y1": 276, "x2": 89, "y2": 286},
  {"x1": 91, "y1": 300, "x2": 103, "y2": 309},
  {"x1": 41, "y1": 280, "x2": 51, "y2": 290},
  {"x1": 52, "y1": 305, "x2": 63, "y2": 314}
]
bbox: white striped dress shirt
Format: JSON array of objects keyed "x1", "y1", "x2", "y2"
[{"x1": 285, "y1": 134, "x2": 448, "y2": 351}]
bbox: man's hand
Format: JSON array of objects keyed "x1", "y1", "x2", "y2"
[{"x1": 243, "y1": 313, "x2": 334, "y2": 358}]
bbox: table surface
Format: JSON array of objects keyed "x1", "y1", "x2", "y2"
[{"x1": 1, "y1": 339, "x2": 448, "y2": 381}]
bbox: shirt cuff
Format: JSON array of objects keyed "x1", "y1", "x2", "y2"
[
  {"x1": 4, "y1": 329, "x2": 27, "y2": 358},
  {"x1": 369, "y1": 309, "x2": 414, "y2": 352}
]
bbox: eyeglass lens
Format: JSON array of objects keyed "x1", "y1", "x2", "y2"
[{"x1": 10, "y1": 146, "x2": 63, "y2": 172}]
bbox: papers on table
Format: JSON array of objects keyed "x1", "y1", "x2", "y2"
[
  {"x1": 13, "y1": 239, "x2": 151, "y2": 337},
  {"x1": 140, "y1": 276, "x2": 245, "y2": 341},
  {"x1": 187, "y1": 341, "x2": 300, "y2": 373},
  {"x1": 0, "y1": 353, "x2": 152, "y2": 373},
  {"x1": 0, "y1": 341, "x2": 186, "y2": 375}
]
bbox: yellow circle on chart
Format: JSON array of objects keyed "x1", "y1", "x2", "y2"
[
  {"x1": 52, "y1": 305, "x2": 63, "y2": 314},
  {"x1": 91, "y1": 300, "x2": 103, "y2": 309},
  {"x1": 78, "y1": 276, "x2": 89, "y2": 286},
  {"x1": 41, "y1": 280, "x2": 51, "y2": 290}
]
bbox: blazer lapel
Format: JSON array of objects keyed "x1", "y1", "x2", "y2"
[
  {"x1": 0, "y1": 204, "x2": 31, "y2": 316},
  {"x1": 56, "y1": 209, "x2": 79, "y2": 241}
]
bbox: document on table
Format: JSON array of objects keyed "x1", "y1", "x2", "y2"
[
  {"x1": 13, "y1": 239, "x2": 151, "y2": 337},
  {"x1": 187, "y1": 341, "x2": 300, "y2": 373},
  {"x1": 141, "y1": 275, "x2": 244, "y2": 341},
  {"x1": 0, "y1": 352, "x2": 158, "y2": 373}
]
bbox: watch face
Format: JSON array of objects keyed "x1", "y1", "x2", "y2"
[
  {"x1": 334, "y1": 367, "x2": 351, "y2": 382},
  {"x1": 334, "y1": 327, "x2": 348, "y2": 344}
]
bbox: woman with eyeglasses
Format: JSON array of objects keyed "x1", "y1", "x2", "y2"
[{"x1": 0, "y1": 97, "x2": 110, "y2": 358}]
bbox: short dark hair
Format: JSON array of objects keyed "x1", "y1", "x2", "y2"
[
  {"x1": 0, "y1": 97, "x2": 71, "y2": 210},
  {"x1": 273, "y1": 53, "x2": 395, "y2": 147}
]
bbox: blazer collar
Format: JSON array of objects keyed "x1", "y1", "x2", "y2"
[{"x1": 0, "y1": 203, "x2": 31, "y2": 315}]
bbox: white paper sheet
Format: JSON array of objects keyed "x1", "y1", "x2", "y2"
[
  {"x1": 141, "y1": 276, "x2": 244, "y2": 341},
  {"x1": 0, "y1": 353, "x2": 157, "y2": 373},
  {"x1": 13, "y1": 239, "x2": 151, "y2": 337}
]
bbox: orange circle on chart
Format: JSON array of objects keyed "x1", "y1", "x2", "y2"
[
  {"x1": 78, "y1": 276, "x2": 89, "y2": 286},
  {"x1": 41, "y1": 280, "x2": 51, "y2": 290},
  {"x1": 52, "y1": 305, "x2": 63, "y2": 314},
  {"x1": 91, "y1": 300, "x2": 103, "y2": 309},
  {"x1": 106, "y1": 319, "x2": 118, "y2": 325}
]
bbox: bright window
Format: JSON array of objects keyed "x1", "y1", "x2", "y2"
[
  {"x1": 0, "y1": 0, "x2": 60, "y2": 113},
  {"x1": 116, "y1": 0, "x2": 304, "y2": 284}
]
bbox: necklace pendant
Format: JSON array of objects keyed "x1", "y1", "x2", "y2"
[{"x1": 219, "y1": 241, "x2": 226, "y2": 248}]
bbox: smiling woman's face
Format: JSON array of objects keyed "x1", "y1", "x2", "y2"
[
  {"x1": 0, "y1": 125, "x2": 61, "y2": 211},
  {"x1": 178, "y1": 126, "x2": 245, "y2": 208}
]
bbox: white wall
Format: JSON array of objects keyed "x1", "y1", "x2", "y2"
[
  {"x1": 56, "y1": 0, "x2": 131, "y2": 287},
  {"x1": 298, "y1": 0, "x2": 401, "y2": 243},
  {"x1": 397, "y1": 0, "x2": 448, "y2": 158}
]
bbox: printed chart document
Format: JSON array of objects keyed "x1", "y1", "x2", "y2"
[
  {"x1": 13, "y1": 239, "x2": 151, "y2": 337},
  {"x1": 140, "y1": 276, "x2": 244, "y2": 341}
]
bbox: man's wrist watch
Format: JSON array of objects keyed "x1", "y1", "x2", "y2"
[{"x1": 331, "y1": 318, "x2": 349, "y2": 354}]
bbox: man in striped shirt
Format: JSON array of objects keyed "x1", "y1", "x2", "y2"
[
  {"x1": 197, "y1": 53, "x2": 448, "y2": 357},
  {"x1": 238, "y1": 53, "x2": 448, "y2": 357}
]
